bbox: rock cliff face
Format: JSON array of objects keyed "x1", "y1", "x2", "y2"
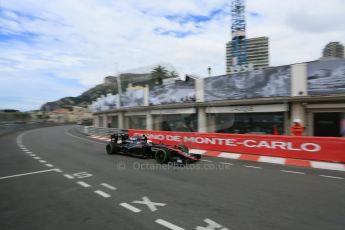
[{"x1": 41, "y1": 73, "x2": 154, "y2": 111}]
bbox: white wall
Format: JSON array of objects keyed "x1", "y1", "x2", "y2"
[{"x1": 291, "y1": 63, "x2": 308, "y2": 97}]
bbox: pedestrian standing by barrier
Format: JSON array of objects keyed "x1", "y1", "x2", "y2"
[
  {"x1": 290, "y1": 119, "x2": 305, "y2": 136},
  {"x1": 272, "y1": 125, "x2": 280, "y2": 135}
]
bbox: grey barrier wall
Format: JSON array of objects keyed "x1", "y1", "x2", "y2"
[
  {"x1": 80, "y1": 125, "x2": 127, "y2": 136},
  {"x1": 204, "y1": 65, "x2": 291, "y2": 101},
  {"x1": 307, "y1": 59, "x2": 345, "y2": 95}
]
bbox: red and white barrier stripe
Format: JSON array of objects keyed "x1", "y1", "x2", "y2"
[
  {"x1": 89, "y1": 135, "x2": 345, "y2": 172},
  {"x1": 190, "y1": 149, "x2": 345, "y2": 172}
]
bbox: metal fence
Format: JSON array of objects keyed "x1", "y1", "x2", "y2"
[{"x1": 78, "y1": 125, "x2": 128, "y2": 137}]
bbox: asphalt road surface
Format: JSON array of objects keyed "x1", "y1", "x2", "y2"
[{"x1": 0, "y1": 125, "x2": 344, "y2": 230}]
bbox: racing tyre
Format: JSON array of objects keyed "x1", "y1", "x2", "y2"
[
  {"x1": 155, "y1": 149, "x2": 171, "y2": 164},
  {"x1": 106, "y1": 143, "x2": 120, "y2": 155},
  {"x1": 177, "y1": 145, "x2": 189, "y2": 153}
]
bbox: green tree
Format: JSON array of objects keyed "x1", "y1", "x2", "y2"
[
  {"x1": 169, "y1": 70, "x2": 179, "y2": 78},
  {"x1": 151, "y1": 65, "x2": 168, "y2": 85}
]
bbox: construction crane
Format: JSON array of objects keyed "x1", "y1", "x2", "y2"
[{"x1": 231, "y1": 0, "x2": 247, "y2": 66}]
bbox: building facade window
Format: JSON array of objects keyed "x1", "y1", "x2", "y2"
[
  {"x1": 153, "y1": 114, "x2": 197, "y2": 132},
  {"x1": 207, "y1": 112, "x2": 284, "y2": 135},
  {"x1": 127, "y1": 115, "x2": 146, "y2": 130}
]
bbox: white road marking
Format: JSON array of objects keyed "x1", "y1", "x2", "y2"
[
  {"x1": 29, "y1": 154, "x2": 36, "y2": 157},
  {"x1": 196, "y1": 218, "x2": 229, "y2": 230},
  {"x1": 220, "y1": 162, "x2": 234, "y2": 166},
  {"x1": 33, "y1": 157, "x2": 40, "y2": 160},
  {"x1": 72, "y1": 172, "x2": 93, "y2": 178},
  {"x1": 155, "y1": 219, "x2": 185, "y2": 230},
  {"x1": 0, "y1": 169, "x2": 59, "y2": 180},
  {"x1": 281, "y1": 170, "x2": 305, "y2": 175},
  {"x1": 45, "y1": 164, "x2": 54, "y2": 167},
  {"x1": 39, "y1": 160, "x2": 47, "y2": 163},
  {"x1": 201, "y1": 159, "x2": 213, "y2": 163},
  {"x1": 77, "y1": 181, "x2": 91, "y2": 187},
  {"x1": 25, "y1": 151, "x2": 32, "y2": 154},
  {"x1": 132, "y1": 196, "x2": 166, "y2": 212},
  {"x1": 94, "y1": 190, "x2": 111, "y2": 198},
  {"x1": 63, "y1": 174, "x2": 75, "y2": 179},
  {"x1": 101, "y1": 183, "x2": 117, "y2": 190},
  {"x1": 119, "y1": 203, "x2": 142, "y2": 213},
  {"x1": 319, "y1": 175, "x2": 344, "y2": 180},
  {"x1": 244, "y1": 165, "x2": 262, "y2": 169},
  {"x1": 55, "y1": 168, "x2": 63, "y2": 173},
  {"x1": 64, "y1": 129, "x2": 104, "y2": 145}
]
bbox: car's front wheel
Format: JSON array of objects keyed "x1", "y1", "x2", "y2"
[{"x1": 106, "y1": 143, "x2": 119, "y2": 155}]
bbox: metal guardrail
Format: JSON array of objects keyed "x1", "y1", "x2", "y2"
[{"x1": 78, "y1": 125, "x2": 128, "y2": 137}]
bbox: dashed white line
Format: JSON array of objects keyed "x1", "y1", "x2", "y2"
[
  {"x1": 33, "y1": 157, "x2": 41, "y2": 160},
  {"x1": 45, "y1": 164, "x2": 54, "y2": 167},
  {"x1": 220, "y1": 162, "x2": 234, "y2": 166},
  {"x1": 155, "y1": 219, "x2": 185, "y2": 230},
  {"x1": 319, "y1": 175, "x2": 344, "y2": 180},
  {"x1": 119, "y1": 203, "x2": 142, "y2": 213},
  {"x1": 55, "y1": 168, "x2": 63, "y2": 173},
  {"x1": 64, "y1": 174, "x2": 75, "y2": 179},
  {"x1": 281, "y1": 170, "x2": 305, "y2": 175},
  {"x1": 101, "y1": 183, "x2": 117, "y2": 190},
  {"x1": 29, "y1": 154, "x2": 36, "y2": 157},
  {"x1": 94, "y1": 190, "x2": 111, "y2": 198},
  {"x1": 201, "y1": 159, "x2": 213, "y2": 163},
  {"x1": 39, "y1": 160, "x2": 47, "y2": 163},
  {"x1": 244, "y1": 165, "x2": 262, "y2": 169},
  {"x1": 0, "y1": 169, "x2": 59, "y2": 180},
  {"x1": 77, "y1": 181, "x2": 91, "y2": 187}
]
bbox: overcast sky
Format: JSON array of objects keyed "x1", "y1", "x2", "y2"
[{"x1": 1, "y1": 0, "x2": 344, "y2": 111}]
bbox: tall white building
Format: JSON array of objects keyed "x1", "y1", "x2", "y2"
[
  {"x1": 226, "y1": 36, "x2": 269, "y2": 74},
  {"x1": 322, "y1": 42, "x2": 344, "y2": 58}
]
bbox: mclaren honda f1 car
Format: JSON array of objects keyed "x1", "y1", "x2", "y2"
[{"x1": 105, "y1": 134, "x2": 201, "y2": 164}]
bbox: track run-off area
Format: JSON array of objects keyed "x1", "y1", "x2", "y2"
[{"x1": 1, "y1": 125, "x2": 344, "y2": 230}]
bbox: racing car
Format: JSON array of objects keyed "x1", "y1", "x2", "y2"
[{"x1": 105, "y1": 134, "x2": 201, "y2": 164}]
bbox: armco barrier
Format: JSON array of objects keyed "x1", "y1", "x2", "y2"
[
  {"x1": 80, "y1": 126, "x2": 127, "y2": 136},
  {"x1": 129, "y1": 129, "x2": 345, "y2": 163}
]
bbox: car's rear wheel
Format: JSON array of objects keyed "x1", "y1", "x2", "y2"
[
  {"x1": 177, "y1": 145, "x2": 189, "y2": 153},
  {"x1": 155, "y1": 149, "x2": 171, "y2": 164},
  {"x1": 106, "y1": 143, "x2": 119, "y2": 154}
]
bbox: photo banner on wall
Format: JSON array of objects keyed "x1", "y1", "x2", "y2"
[
  {"x1": 204, "y1": 65, "x2": 291, "y2": 101},
  {"x1": 149, "y1": 82, "x2": 195, "y2": 105},
  {"x1": 307, "y1": 59, "x2": 345, "y2": 95},
  {"x1": 120, "y1": 89, "x2": 145, "y2": 108}
]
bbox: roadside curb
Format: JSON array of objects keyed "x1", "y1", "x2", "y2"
[{"x1": 189, "y1": 149, "x2": 345, "y2": 172}]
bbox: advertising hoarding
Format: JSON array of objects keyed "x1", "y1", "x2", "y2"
[
  {"x1": 204, "y1": 66, "x2": 291, "y2": 101},
  {"x1": 307, "y1": 59, "x2": 345, "y2": 95}
]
